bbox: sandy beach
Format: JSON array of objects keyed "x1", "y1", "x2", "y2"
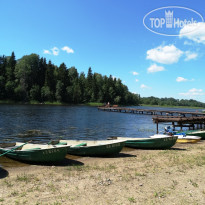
[{"x1": 0, "y1": 142, "x2": 205, "y2": 205}]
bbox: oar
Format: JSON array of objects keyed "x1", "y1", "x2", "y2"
[{"x1": 0, "y1": 141, "x2": 32, "y2": 157}]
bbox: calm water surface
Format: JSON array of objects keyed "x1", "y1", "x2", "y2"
[{"x1": 0, "y1": 105, "x2": 202, "y2": 143}]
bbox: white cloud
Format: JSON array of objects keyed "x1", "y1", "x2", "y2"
[
  {"x1": 140, "y1": 84, "x2": 151, "y2": 89},
  {"x1": 132, "y1": 71, "x2": 139, "y2": 76},
  {"x1": 51, "y1": 47, "x2": 60, "y2": 56},
  {"x1": 184, "y1": 51, "x2": 198, "y2": 61},
  {"x1": 176, "y1": 77, "x2": 188, "y2": 82},
  {"x1": 179, "y1": 22, "x2": 205, "y2": 44},
  {"x1": 44, "y1": 45, "x2": 75, "y2": 56},
  {"x1": 43, "y1": 50, "x2": 51, "y2": 55},
  {"x1": 135, "y1": 79, "x2": 139, "y2": 82},
  {"x1": 179, "y1": 88, "x2": 205, "y2": 96},
  {"x1": 146, "y1": 45, "x2": 183, "y2": 64},
  {"x1": 184, "y1": 41, "x2": 194, "y2": 46},
  {"x1": 61, "y1": 46, "x2": 74, "y2": 54},
  {"x1": 147, "y1": 64, "x2": 165, "y2": 73}
]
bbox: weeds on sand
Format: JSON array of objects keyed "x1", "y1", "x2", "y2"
[
  {"x1": 189, "y1": 179, "x2": 198, "y2": 188},
  {"x1": 15, "y1": 200, "x2": 20, "y2": 205},
  {"x1": 154, "y1": 189, "x2": 170, "y2": 198},
  {"x1": 135, "y1": 172, "x2": 146, "y2": 177},
  {"x1": 20, "y1": 192, "x2": 27, "y2": 197},
  {"x1": 66, "y1": 163, "x2": 117, "y2": 173},
  {"x1": 0, "y1": 198, "x2": 4, "y2": 202},
  {"x1": 10, "y1": 191, "x2": 19, "y2": 197},
  {"x1": 3, "y1": 179, "x2": 13, "y2": 187},
  {"x1": 128, "y1": 197, "x2": 136, "y2": 203},
  {"x1": 170, "y1": 180, "x2": 178, "y2": 190},
  {"x1": 52, "y1": 202, "x2": 62, "y2": 205},
  {"x1": 47, "y1": 183, "x2": 57, "y2": 192},
  {"x1": 16, "y1": 173, "x2": 36, "y2": 183}
]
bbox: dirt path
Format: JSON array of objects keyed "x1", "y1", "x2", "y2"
[{"x1": 0, "y1": 142, "x2": 205, "y2": 205}]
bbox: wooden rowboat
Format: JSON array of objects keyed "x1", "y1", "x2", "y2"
[
  {"x1": 108, "y1": 136, "x2": 177, "y2": 149},
  {"x1": 55, "y1": 139, "x2": 126, "y2": 157},
  {"x1": 177, "y1": 130, "x2": 205, "y2": 140},
  {"x1": 151, "y1": 134, "x2": 201, "y2": 143},
  {"x1": 175, "y1": 135, "x2": 201, "y2": 143},
  {"x1": 0, "y1": 142, "x2": 70, "y2": 163}
]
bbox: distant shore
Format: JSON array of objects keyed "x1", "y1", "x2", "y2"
[
  {"x1": 140, "y1": 104, "x2": 205, "y2": 110},
  {"x1": 0, "y1": 100, "x2": 205, "y2": 110},
  {"x1": 0, "y1": 100, "x2": 104, "y2": 107}
]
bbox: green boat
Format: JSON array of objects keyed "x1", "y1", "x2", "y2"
[
  {"x1": 110, "y1": 136, "x2": 178, "y2": 149},
  {"x1": 177, "y1": 130, "x2": 205, "y2": 140},
  {"x1": 0, "y1": 142, "x2": 70, "y2": 163},
  {"x1": 55, "y1": 139, "x2": 126, "y2": 157}
]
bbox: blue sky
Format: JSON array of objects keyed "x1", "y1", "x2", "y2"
[{"x1": 1, "y1": 0, "x2": 205, "y2": 102}]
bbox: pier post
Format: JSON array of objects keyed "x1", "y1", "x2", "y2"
[{"x1": 156, "y1": 120, "x2": 159, "y2": 134}]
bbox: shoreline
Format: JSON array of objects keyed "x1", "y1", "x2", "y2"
[
  {"x1": 1, "y1": 142, "x2": 205, "y2": 204},
  {"x1": 0, "y1": 101, "x2": 204, "y2": 110}
]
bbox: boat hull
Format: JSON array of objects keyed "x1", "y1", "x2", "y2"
[
  {"x1": 151, "y1": 134, "x2": 201, "y2": 144},
  {"x1": 116, "y1": 136, "x2": 177, "y2": 149},
  {"x1": 0, "y1": 144, "x2": 69, "y2": 163},
  {"x1": 176, "y1": 138, "x2": 200, "y2": 143},
  {"x1": 183, "y1": 130, "x2": 205, "y2": 140},
  {"x1": 60, "y1": 140, "x2": 125, "y2": 157}
]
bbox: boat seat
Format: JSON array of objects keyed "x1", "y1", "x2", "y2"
[
  {"x1": 23, "y1": 148, "x2": 41, "y2": 151},
  {"x1": 74, "y1": 143, "x2": 87, "y2": 147}
]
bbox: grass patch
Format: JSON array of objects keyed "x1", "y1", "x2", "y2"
[
  {"x1": 141, "y1": 104, "x2": 205, "y2": 109},
  {"x1": 135, "y1": 172, "x2": 146, "y2": 177},
  {"x1": 43, "y1": 101, "x2": 65, "y2": 105},
  {"x1": 128, "y1": 197, "x2": 136, "y2": 203},
  {"x1": 86, "y1": 102, "x2": 104, "y2": 106},
  {"x1": 16, "y1": 173, "x2": 35, "y2": 183},
  {"x1": 154, "y1": 189, "x2": 169, "y2": 198},
  {"x1": 10, "y1": 191, "x2": 19, "y2": 197},
  {"x1": 66, "y1": 165, "x2": 90, "y2": 171},
  {"x1": 66, "y1": 163, "x2": 117, "y2": 172},
  {"x1": 0, "y1": 100, "x2": 16, "y2": 104},
  {"x1": 189, "y1": 179, "x2": 198, "y2": 188},
  {"x1": 3, "y1": 179, "x2": 13, "y2": 187}
]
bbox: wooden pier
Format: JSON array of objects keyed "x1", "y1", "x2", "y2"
[
  {"x1": 98, "y1": 106, "x2": 205, "y2": 117},
  {"x1": 98, "y1": 106, "x2": 205, "y2": 133},
  {"x1": 152, "y1": 116, "x2": 205, "y2": 133}
]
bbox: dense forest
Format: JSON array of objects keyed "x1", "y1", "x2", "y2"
[
  {"x1": 0, "y1": 52, "x2": 140, "y2": 105},
  {"x1": 0, "y1": 52, "x2": 204, "y2": 107},
  {"x1": 141, "y1": 96, "x2": 205, "y2": 108}
]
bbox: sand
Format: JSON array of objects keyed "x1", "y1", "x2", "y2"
[{"x1": 0, "y1": 142, "x2": 205, "y2": 205}]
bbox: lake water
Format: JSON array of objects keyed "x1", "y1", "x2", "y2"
[{"x1": 0, "y1": 105, "x2": 202, "y2": 143}]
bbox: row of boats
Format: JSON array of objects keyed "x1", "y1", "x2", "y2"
[{"x1": 0, "y1": 128, "x2": 204, "y2": 164}]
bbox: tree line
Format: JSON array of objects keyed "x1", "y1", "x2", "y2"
[
  {"x1": 0, "y1": 52, "x2": 140, "y2": 105},
  {"x1": 141, "y1": 96, "x2": 205, "y2": 108}
]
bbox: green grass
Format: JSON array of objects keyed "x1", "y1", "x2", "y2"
[
  {"x1": 0, "y1": 100, "x2": 16, "y2": 104},
  {"x1": 0, "y1": 198, "x2": 4, "y2": 202},
  {"x1": 16, "y1": 173, "x2": 35, "y2": 183},
  {"x1": 3, "y1": 179, "x2": 13, "y2": 187},
  {"x1": 141, "y1": 104, "x2": 205, "y2": 109},
  {"x1": 128, "y1": 197, "x2": 136, "y2": 203},
  {"x1": 189, "y1": 179, "x2": 198, "y2": 187},
  {"x1": 0, "y1": 99, "x2": 105, "y2": 107},
  {"x1": 86, "y1": 102, "x2": 104, "y2": 106}
]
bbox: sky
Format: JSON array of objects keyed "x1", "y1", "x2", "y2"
[{"x1": 1, "y1": 0, "x2": 205, "y2": 102}]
